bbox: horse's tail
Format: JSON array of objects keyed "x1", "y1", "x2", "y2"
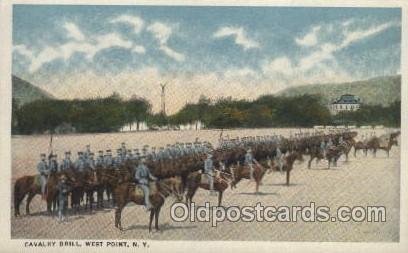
[{"x1": 14, "y1": 178, "x2": 24, "y2": 216}]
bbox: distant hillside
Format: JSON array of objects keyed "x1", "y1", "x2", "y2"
[
  {"x1": 277, "y1": 75, "x2": 401, "y2": 106},
  {"x1": 12, "y1": 75, "x2": 54, "y2": 106}
]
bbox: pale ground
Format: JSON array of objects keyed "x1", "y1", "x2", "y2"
[{"x1": 11, "y1": 128, "x2": 400, "y2": 241}]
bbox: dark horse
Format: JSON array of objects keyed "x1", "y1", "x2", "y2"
[
  {"x1": 184, "y1": 170, "x2": 230, "y2": 206},
  {"x1": 113, "y1": 177, "x2": 183, "y2": 232},
  {"x1": 14, "y1": 170, "x2": 76, "y2": 217}
]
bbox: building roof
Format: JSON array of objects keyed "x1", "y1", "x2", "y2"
[{"x1": 332, "y1": 94, "x2": 360, "y2": 104}]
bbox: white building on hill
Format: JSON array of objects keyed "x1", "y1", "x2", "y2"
[{"x1": 329, "y1": 94, "x2": 361, "y2": 115}]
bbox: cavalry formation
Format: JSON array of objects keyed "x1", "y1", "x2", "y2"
[{"x1": 13, "y1": 129, "x2": 400, "y2": 232}]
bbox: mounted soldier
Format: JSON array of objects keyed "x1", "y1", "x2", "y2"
[
  {"x1": 49, "y1": 154, "x2": 59, "y2": 174},
  {"x1": 96, "y1": 150, "x2": 104, "y2": 168},
  {"x1": 204, "y1": 153, "x2": 215, "y2": 194},
  {"x1": 85, "y1": 152, "x2": 95, "y2": 170},
  {"x1": 245, "y1": 148, "x2": 254, "y2": 180},
  {"x1": 84, "y1": 145, "x2": 91, "y2": 160},
  {"x1": 37, "y1": 153, "x2": 50, "y2": 200},
  {"x1": 134, "y1": 158, "x2": 157, "y2": 210},
  {"x1": 104, "y1": 150, "x2": 113, "y2": 168},
  {"x1": 275, "y1": 146, "x2": 284, "y2": 173},
  {"x1": 75, "y1": 152, "x2": 86, "y2": 172},
  {"x1": 60, "y1": 151, "x2": 72, "y2": 172},
  {"x1": 120, "y1": 142, "x2": 127, "y2": 157}
]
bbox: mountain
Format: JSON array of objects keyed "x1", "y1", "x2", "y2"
[
  {"x1": 12, "y1": 75, "x2": 54, "y2": 106},
  {"x1": 277, "y1": 75, "x2": 401, "y2": 106}
]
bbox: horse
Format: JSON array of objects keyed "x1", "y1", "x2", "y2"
[
  {"x1": 229, "y1": 159, "x2": 270, "y2": 193},
  {"x1": 366, "y1": 134, "x2": 399, "y2": 157},
  {"x1": 113, "y1": 177, "x2": 184, "y2": 232},
  {"x1": 184, "y1": 170, "x2": 230, "y2": 206},
  {"x1": 14, "y1": 169, "x2": 76, "y2": 217},
  {"x1": 269, "y1": 151, "x2": 304, "y2": 186}
]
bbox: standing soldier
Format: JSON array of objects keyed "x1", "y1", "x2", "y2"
[
  {"x1": 60, "y1": 151, "x2": 72, "y2": 172},
  {"x1": 245, "y1": 148, "x2": 254, "y2": 181},
  {"x1": 204, "y1": 153, "x2": 215, "y2": 194},
  {"x1": 134, "y1": 158, "x2": 157, "y2": 210},
  {"x1": 133, "y1": 149, "x2": 140, "y2": 161},
  {"x1": 57, "y1": 174, "x2": 71, "y2": 222},
  {"x1": 37, "y1": 154, "x2": 49, "y2": 200}
]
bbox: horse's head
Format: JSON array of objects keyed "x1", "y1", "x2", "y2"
[{"x1": 391, "y1": 138, "x2": 399, "y2": 147}]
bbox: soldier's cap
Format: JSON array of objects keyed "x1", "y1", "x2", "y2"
[
  {"x1": 53, "y1": 154, "x2": 58, "y2": 157},
  {"x1": 78, "y1": 152, "x2": 83, "y2": 155},
  {"x1": 106, "y1": 149, "x2": 112, "y2": 152},
  {"x1": 143, "y1": 145, "x2": 149, "y2": 148},
  {"x1": 89, "y1": 153, "x2": 94, "y2": 156},
  {"x1": 40, "y1": 153, "x2": 46, "y2": 157},
  {"x1": 133, "y1": 149, "x2": 139, "y2": 152},
  {"x1": 127, "y1": 149, "x2": 132, "y2": 152},
  {"x1": 121, "y1": 142, "x2": 126, "y2": 145},
  {"x1": 65, "y1": 151, "x2": 71, "y2": 154},
  {"x1": 98, "y1": 150, "x2": 103, "y2": 153}
]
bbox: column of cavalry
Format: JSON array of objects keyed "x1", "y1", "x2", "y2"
[{"x1": 13, "y1": 129, "x2": 400, "y2": 231}]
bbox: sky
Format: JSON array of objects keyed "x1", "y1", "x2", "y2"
[{"x1": 12, "y1": 5, "x2": 401, "y2": 113}]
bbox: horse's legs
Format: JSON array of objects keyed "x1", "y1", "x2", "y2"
[
  {"x1": 26, "y1": 192, "x2": 35, "y2": 215},
  {"x1": 218, "y1": 191, "x2": 223, "y2": 207},
  {"x1": 308, "y1": 156, "x2": 313, "y2": 169},
  {"x1": 286, "y1": 170, "x2": 290, "y2": 186},
  {"x1": 149, "y1": 209, "x2": 154, "y2": 233},
  {"x1": 115, "y1": 206, "x2": 123, "y2": 230},
  {"x1": 155, "y1": 207, "x2": 161, "y2": 231},
  {"x1": 186, "y1": 186, "x2": 198, "y2": 205}
]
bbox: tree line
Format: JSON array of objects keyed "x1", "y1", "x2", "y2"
[{"x1": 12, "y1": 93, "x2": 401, "y2": 135}]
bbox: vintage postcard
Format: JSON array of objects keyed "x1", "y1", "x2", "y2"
[{"x1": 0, "y1": 0, "x2": 407, "y2": 252}]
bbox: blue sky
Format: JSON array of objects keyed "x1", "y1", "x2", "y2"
[{"x1": 12, "y1": 5, "x2": 401, "y2": 113}]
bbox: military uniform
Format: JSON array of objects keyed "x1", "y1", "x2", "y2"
[
  {"x1": 96, "y1": 151, "x2": 104, "y2": 167},
  {"x1": 245, "y1": 149, "x2": 254, "y2": 180},
  {"x1": 134, "y1": 159, "x2": 157, "y2": 210},
  {"x1": 49, "y1": 154, "x2": 59, "y2": 174},
  {"x1": 37, "y1": 154, "x2": 49, "y2": 199},
  {"x1": 204, "y1": 154, "x2": 214, "y2": 192},
  {"x1": 104, "y1": 150, "x2": 113, "y2": 168},
  {"x1": 60, "y1": 152, "x2": 72, "y2": 172},
  {"x1": 57, "y1": 175, "x2": 71, "y2": 222},
  {"x1": 75, "y1": 152, "x2": 86, "y2": 172}
]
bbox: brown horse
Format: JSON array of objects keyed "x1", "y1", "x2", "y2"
[
  {"x1": 113, "y1": 177, "x2": 183, "y2": 232},
  {"x1": 230, "y1": 159, "x2": 270, "y2": 193},
  {"x1": 269, "y1": 151, "x2": 304, "y2": 186},
  {"x1": 14, "y1": 170, "x2": 76, "y2": 216},
  {"x1": 366, "y1": 135, "x2": 399, "y2": 157},
  {"x1": 184, "y1": 171, "x2": 230, "y2": 206}
]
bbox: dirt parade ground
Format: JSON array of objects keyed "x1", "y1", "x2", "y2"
[{"x1": 11, "y1": 128, "x2": 400, "y2": 242}]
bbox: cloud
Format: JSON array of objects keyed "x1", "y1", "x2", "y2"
[
  {"x1": 340, "y1": 21, "x2": 398, "y2": 49},
  {"x1": 213, "y1": 26, "x2": 260, "y2": 50},
  {"x1": 14, "y1": 21, "x2": 145, "y2": 73},
  {"x1": 295, "y1": 25, "x2": 321, "y2": 47},
  {"x1": 147, "y1": 22, "x2": 185, "y2": 62},
  {"x1": 63, "y1": 22, "x2": 85, "y2": 41},
  {"x1": 111, "y1": 15, "x2": 144, "y2": 34}
]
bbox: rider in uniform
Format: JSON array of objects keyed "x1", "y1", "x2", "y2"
[
  {"x1": 37, "y1": 153, "x2": 50, "y2": 200},
  {"x1": 245, "y1": 148, "x2": 254, "y2": 180},
  {"x1": 134, "y1": 158, "x2": 157, "y2": 210},
  {"x1": 60, "y1": 151, "x2": 72, "y2": 172},
  {"x1": 204, "y1": 153, "x2": 215, "y2": 194}
]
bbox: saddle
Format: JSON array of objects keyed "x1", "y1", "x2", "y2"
[
  {"x1": 34, "y1": 175, "x2": 41, "y2": 188},
  {"x1": 132, "y1": 181, "x2": 158, "y2": 196}
]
